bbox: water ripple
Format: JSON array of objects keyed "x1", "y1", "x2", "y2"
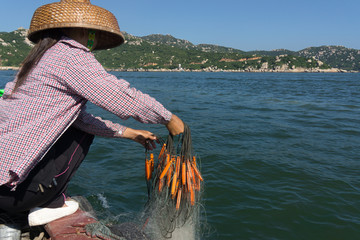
[{"x1": 2, "y1": 71, "x2": 360, "y2": 240}]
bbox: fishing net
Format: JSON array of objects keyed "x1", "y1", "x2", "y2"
[{"x1": 143, "y1": 123, "x2": 204, "y2": 239}]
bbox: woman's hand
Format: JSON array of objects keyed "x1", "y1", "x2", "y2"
[
  {"x1": 122, "y1": 128, "x2": 159, "y2": 150},
  {"x1": 166, "y1": 114, "x2": 184, "y2": 136},
  {"x1": 122, "y1": 114, "x2": 184, "y2": 149}
]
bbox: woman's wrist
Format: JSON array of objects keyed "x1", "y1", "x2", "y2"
[
  {"x1": 122, "y1": 127, "x2": 135, "y2": 140},
  {"x1": 166, "y1": 114, "x2": 184, "y2": 136}
]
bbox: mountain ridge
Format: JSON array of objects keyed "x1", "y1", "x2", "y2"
[{"x1": 0, "y1": 28, "x2": 359, "y2": 72}]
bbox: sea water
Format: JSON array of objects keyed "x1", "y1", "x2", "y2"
[{"x1": 1, "y1": 71, "x2": 360, "y2": 240}]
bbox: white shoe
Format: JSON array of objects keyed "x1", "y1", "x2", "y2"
[
  {"x1": 0, "y1": 224, "x2": 21, "y2": 240},
  {"x1": 28, "y1": 200, "x2": 79, "y2": 226}
]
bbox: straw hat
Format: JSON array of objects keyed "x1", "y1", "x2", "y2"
[{"x1": 28, "y1": 0, "x2": 125, "y2": 50}]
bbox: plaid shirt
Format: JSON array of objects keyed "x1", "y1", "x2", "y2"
[{"x1": 0, "y1": 37, "x2": 172, "y2": 188}]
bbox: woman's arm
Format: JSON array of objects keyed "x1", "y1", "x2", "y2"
[
  {"x1": 64, "y1": 52, "x2": 172, "y2": 126},
  {"x1": 72, "y1": 109, "x2": 126, "y2": 138}
]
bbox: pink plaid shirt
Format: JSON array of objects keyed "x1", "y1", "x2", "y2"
[{"x1": 0, "y1": 37, "x2": 172, "y2": 188}]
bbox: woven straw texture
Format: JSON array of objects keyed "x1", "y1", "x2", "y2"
[{"x1": 28, "y1": 0, "x2": 124, "y2": 50}]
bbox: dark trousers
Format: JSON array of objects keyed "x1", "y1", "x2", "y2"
[{"x1": 0, "y1": 126, "x2": 94, "y2": 219}]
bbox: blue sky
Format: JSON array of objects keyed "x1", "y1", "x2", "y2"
[{"x1": 0, "y1": 0, "x2": 359, "y2": 51}]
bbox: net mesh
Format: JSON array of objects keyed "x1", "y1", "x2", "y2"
[{"x1": 143, "y1": 123, "x2": 204, "y2": 239}]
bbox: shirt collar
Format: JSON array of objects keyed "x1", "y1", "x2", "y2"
[{"x1": 59, "y1": 36, "x2": 90, "y2": 52}]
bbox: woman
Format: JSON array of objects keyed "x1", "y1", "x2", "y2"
[{"x1": 0, "y1": 0, "x2": 184, "y2": 229}]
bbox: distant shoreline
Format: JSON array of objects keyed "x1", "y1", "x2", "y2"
[
  {"x1": 0, "y1": 66, "x2": 358, "y2": 73},
  {"x1": 106, "y1": 68, "x2": 357, "y2": 73},
  {"x1": 0, "y1": 67, "x2": 20, "y2": 71}
]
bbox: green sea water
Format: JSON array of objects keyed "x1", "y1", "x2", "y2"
[{"x1": 1, "y1": 71, "x2": 360, "y2": 240}]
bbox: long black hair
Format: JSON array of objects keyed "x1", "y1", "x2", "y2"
[{"x1": 11, "y1": 29, "x2": 64, "y2": 95}]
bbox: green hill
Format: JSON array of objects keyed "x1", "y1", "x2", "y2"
[
  {"x1": 0, "y1": 28, "x2": 359, "y2": 72},
  {"x1": 298, "y1": 46, "x2": 360, "y2": 71},
  {"x1": 0, "y1": 28, "x2": 32, "y2": 67}
]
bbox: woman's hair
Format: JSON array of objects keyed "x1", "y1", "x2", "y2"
[{"x1": 12, "y1": 29, "x2": 64, "y2": 94}]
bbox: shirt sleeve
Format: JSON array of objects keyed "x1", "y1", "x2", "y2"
[
  {"x1": 72, "y1": 107, "x2": 127, "y2": 138},
  {"x1": 63, "y1": 48, "x2": 172, "y2": 125}
]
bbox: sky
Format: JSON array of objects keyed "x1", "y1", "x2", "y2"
[{"x1": 0, "y1": 0, "x2": 359, "y2": 51}]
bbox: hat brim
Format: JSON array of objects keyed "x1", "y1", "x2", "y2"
[{"x1": 28, "y1": 25, "x2": 125, "y2": 50}]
